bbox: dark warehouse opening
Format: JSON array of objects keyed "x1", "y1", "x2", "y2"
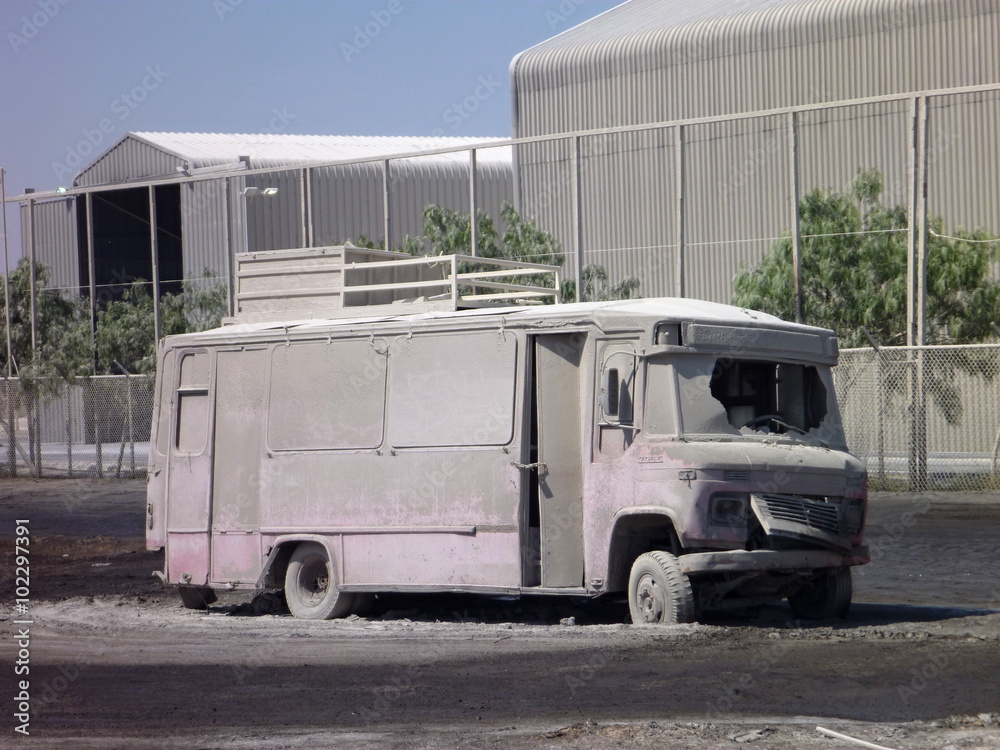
[{"x1": 76, "y1": 185, "x2": 183, "y2": 306}]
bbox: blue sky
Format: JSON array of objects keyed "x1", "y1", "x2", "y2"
[{"x1": 0, "y1": 0, "x2": 620, "y2": 257}]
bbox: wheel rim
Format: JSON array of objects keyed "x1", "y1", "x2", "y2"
[
  {"x1": 297, "y1": 555, "x2": 330, "y2": 608},
  {"x1": 635, "y1": 573, "x2": 665, "y2": 623}
]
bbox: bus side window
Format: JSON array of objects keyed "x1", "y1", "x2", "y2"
[
  {"x1": 601, "y1": 353, "x2": 635, "y2": 426},
  {"x1": 597, "y1": 346, "x2": 638, "y2": 459},
  {"x1": 175, "y1": 352, "x2": 210, "y2": 454}
]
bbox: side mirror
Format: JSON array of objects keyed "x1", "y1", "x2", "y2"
[{"x1": 601, "y1": 368, "x2": 620, "y2": 418}]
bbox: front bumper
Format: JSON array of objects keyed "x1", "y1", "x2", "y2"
[{"x1": 679, "y1": 545, "x2": 869, "y2": 575}]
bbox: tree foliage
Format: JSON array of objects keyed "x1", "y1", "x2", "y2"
[
  {"x1": 160, "y1": 273, "x2": 229, "y2": 337},
  {"x1": 95, "y1": 273, "x2": 228, "y2": 376},
  {"x1": 358, "y1": 202, "x2": 639, "y2": 303},
  {"x1": 1, "y1": 260, "x2": 92, "y2": 390},
  {"x1": 732, "y1": 168, "x2": 1000, "y2": 348},
  {"x1": 95, "y1": 281, "x2": 157, "y2": 376},
  {"x1": 733, "y1": 168, "x2": 1000, "y2": 426},
  {"x1": 1, "y1": 262, "x2": 228, "y2": 382}
]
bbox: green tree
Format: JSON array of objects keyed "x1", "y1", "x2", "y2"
[
  {"x1": 161, "y1": 272, "x2": 229, "y2": 337},
  {"x1": 1, "y1": 259, "x2": 91, "y2": 384},
  {"x1": 733, "y1": 168, "x2": 1000, "y2": 426},
  {"x1": 95, "y1": 281, "x2": 158, "y2": 376},
  {"x1": 96, "y1": 272, "x2": 228, "y2": 376},
  {"x1": 0, "y1": 260, "x2": 92, "y2": 474},
  {"x1": 572, "y1": 264, "x2": 641, "y2": 302},
  {"x1": 732, "y1": 168, "x2": 1000, "y2": 348}
]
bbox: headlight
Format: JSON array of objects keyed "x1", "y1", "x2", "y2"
[
  {"x1": 842, "y1": 498, "x2": 865, "y2": 535},
  {"x1": 710, "y1": 493, "x2": 749, "y2": 526}
]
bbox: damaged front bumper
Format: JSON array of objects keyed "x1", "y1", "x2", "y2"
[{"x1": 678, "y1": 545, "x2": 870, "y2": 575}]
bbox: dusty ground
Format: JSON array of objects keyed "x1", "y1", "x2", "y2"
[{"x1": 1, "y1": 480, "x2": 999, "y2": 749}]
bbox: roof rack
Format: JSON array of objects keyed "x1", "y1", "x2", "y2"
[{"x1": 230, "y1": 245, "x2": 562, "y2": 323}]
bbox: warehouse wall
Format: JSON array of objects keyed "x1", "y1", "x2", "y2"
[
  {"x1": 19, "y1": 197, "x2": 79, "y2": 295},
  {"x1": 511, "y1": 0, "x2": 1000, "y2": 301}
]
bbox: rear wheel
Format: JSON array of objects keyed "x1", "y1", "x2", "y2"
[
  {"x1": 284, "y1": 542, "x2": 355, "y2": 620},
  {"x1": 788, "y1": 567, "x2": 852, "y2": 619},
  {"x1": 628, "y1": 551, "x2": 696, "y2": 625}
]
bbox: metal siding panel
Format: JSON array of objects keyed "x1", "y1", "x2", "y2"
[
  {"x1": 76, "y1": 136, "x2": 180, "y2": 187},
  {"x1": 580, "y1": 128, "x2": 676, "y2": 297},
  {"x1": 927, "y1": 90, "x2": 1000, "y2": 236},
  {"x1": 181, "y1": 179, "x2": 229, "y2": 282},
  {"x1": 245, "y1": 170, "x2": 301, "y2": 253},
  {"x1": 307, "y1": 159, "x2": 512, "y2": 252},
  {"x1": 513, "y1": 0, "x2": 1000, "y2": 303},
  {"x1": 310, "y1": 162, "x2": 384, "y2": 247},
  {"x1": 21, "y1": 198, "x2": 80, "y2": 295},
  {"x1": 682, "y1": 116, "x2": 788, "y2": 303}
]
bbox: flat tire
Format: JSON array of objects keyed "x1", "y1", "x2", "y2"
[
  {"x1": 628, "y1": 551, "x2": 696, "y2": 625},
  {"x1": 284, "y1": 542, "x2": 355, "y2": 620}
]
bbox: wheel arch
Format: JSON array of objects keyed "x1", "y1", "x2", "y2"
[
  {"x1": 256, "y1": 534, "x2": 341, "y2": 589},
  {"x1": 606, "y1": 507, "x2": 683, "y2": 593}
]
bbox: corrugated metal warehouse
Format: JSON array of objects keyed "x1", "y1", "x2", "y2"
[
  {"x1": 510, "y1": 0, "x2": 1000, "y2": 302},
  {"x1": 20, "y1": 132, "x2": 512, "y2": 302}
]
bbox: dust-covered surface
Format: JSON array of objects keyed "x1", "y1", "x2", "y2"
[{"x1": 1, "y1": 480, "x2": 1000, "y2": 749}]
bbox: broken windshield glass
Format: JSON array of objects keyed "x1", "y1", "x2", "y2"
[{"x1": 667, "y1": 355, "x2": 846, "y2": 448}]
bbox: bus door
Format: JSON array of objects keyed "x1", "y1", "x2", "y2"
[
  {"x1": 525, "y1": 333, "x2": 586, "y2": 588},
  {"x1": 165, "y1": 349, "x2": 215, "y2": 586}
]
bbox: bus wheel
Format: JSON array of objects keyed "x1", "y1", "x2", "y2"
[
  {"x1": 788, "y1": 567, "x2": 852, "y2": 620},
  {"x1": 628, "y1": 551, "x2": 696, "y2": 625},
  {"x1": 284, "y1": 542, "x2": 355, "y2": 620}
]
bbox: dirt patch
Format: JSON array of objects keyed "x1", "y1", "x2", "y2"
[{"x1": 1, "y1": 483, "x2": 1000, "y2": 749}]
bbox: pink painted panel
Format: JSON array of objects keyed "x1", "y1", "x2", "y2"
[
  {"x1": 342, "y1": 531, "x2": 519, "y2": 587},
  {"x1": 167, "y1": 532, "x2": 211, "y2": 585},
  {"x1": 211, "y1": 533, "x2": 263, "y2": 584}
]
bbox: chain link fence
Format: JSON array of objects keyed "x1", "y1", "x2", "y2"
[
  {"x1": 1, "y1": 345, "x2": 997, "y2": 489},
  {"x1": 836, "y1": 345, "x2": 1000, "y2": 491},
  {"x1": 0, "y1": 375, "x2": 152, "y2": 478}
]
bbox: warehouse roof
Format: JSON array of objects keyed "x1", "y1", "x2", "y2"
[
  {"x1": 510, "y1": 0, "x2": 996, "y2": 133},
  {"x1": 75, "y1": 132, "x2": 511, "y2": 187},
  {"x1": 516, "y1": 0, "x2": 987, "y2": 56}
]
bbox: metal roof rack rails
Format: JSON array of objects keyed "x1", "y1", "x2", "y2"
[{"x1": 229, "y1": 245, "x2": 562, "y2": 323}]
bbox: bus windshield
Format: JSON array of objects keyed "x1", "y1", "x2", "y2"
[{"x1": 666, "y1": 355, "x2": 847, "y2": 449}]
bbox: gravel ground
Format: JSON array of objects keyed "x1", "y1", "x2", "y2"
[{"x1": 1, "y1": 480, "x2": 999, "y2": 749}]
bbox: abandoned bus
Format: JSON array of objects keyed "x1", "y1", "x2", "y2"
[{"x1": 146, "y1": 246, "x2": 868, "y2": 624}]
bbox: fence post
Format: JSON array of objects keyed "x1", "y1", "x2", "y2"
[
  {"x1": 127, "y1": 373, "x2": 135, "y2": 476},
  {"x1": 66, "y1": 380, "x2": 73, "y2": 478},
  {"x1": 572, "y1": 135, "x2": 584, "y2": 302},
  {"x1": 787, "y1": 111, "x2": 802, "y2": 324},
  {"x1": 382, "y1": 159, "x2": 392, "y2": 250},
  {"x1": 906, "y1": 97, "x2": 930, "y2": 491},
  {"x1": 148, "y1": 186, "x2": 161, "y2": 345},
  {"x1": 675, "y1": 124, "x2": 685, "y2": 299},
  {"x1": 469, "y1": 149, "x2": 478, "y2": 257},
  {"x1": 876, "y1": 349, "x2": 885, "y2": 481}
]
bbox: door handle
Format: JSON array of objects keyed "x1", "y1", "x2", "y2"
[{"x1": 511, "y1": 461, "x2": 547, "y2": 473}]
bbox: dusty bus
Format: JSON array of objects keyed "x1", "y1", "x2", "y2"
[{"x1": 146, "y1": 246, "x2": 868, "y2": 623}]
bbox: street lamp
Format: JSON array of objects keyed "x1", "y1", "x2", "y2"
[{"x1": 241, "y1": 186, "x2": 278, "y2": 198}]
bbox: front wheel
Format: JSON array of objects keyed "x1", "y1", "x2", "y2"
[
  {"x1": 284, "y1": 542, "x2": 356, "y2": 620},
  {"x1": 788, "y1": 567, "x2": 852, "y2": 619},
  {"x1": 628, "y1": 551, "x2": 697, "y2": 625}
]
